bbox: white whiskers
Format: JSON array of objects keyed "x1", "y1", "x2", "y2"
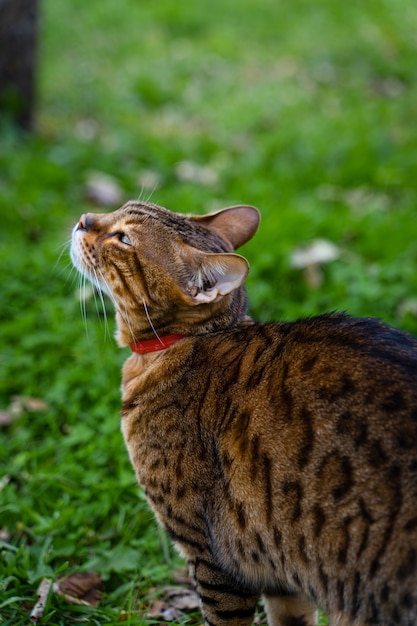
[
  {"x1": 143, "y1": 300, "x2": 161, "y2": 342},
  {"x1": 79, "y1": 273, "x2": 90, "y2": 339},
  {"x1": 95, "y1": 266, "x2": 138, "y2": 344},
  {"x1": 91, "y1": 268, "x2": 111, "y2": 340},
  {"x1": 52, "y1": 238, "x2": 73, "y2": 279}
]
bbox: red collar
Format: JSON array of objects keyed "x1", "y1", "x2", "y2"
[{"x1": 130, "y1": 333, "x2": 186, "y2": 354}]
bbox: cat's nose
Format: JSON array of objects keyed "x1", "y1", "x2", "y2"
[{"x1": 77, "y1": 214, "x2": 90, "y2": 231}]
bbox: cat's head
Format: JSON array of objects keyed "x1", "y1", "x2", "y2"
[{"x1": 70, "y1": 201, "x2": 260, "y2": 346}]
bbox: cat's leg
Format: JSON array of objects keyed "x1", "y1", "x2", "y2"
[
  {"x1": 263, "y1": 592, "x2": 318, "y2": 626},
  {"x1": 189, "y1": 558, "x2": 260, "y2": 626}
]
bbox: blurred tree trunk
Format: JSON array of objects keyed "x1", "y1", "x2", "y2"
[{"x1": 0, "y1": 0, "x2": 39, "y2": 130}]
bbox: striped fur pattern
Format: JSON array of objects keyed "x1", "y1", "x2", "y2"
[{"x1": 71, "y1": 201, "x2": 417, "y2": 626}]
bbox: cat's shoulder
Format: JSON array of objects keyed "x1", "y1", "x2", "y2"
[{"x1": 227, "y1": 312, "x2": 417, "y2": 369}]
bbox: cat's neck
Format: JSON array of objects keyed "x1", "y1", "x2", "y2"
[{"x1": 115, "y1": 288, "x2": 251, "y2": 347}]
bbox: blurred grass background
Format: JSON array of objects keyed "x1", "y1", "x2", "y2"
[{"x1": 1, "y1": 0, "x2": 417, "y2": 623}]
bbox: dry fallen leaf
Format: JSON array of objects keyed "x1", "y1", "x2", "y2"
[
  {"x1": 85, "y1": 171, "x2": 123, "y2": 207},
  {"x1": 163, "y1": 586, "x2": 200, "y2": 611},
  {"x1": 30, "y1": 575, "x2": 197, "y2": 623},
  {"x1": 146, "y1": 585, "x2": 200, "y2": 621},
  {"x1": 29, "y1": 574, "x2": 102, "y2": 622},
  {"x1": 0, "y1": 527, "x2": 11, "y2": 541},
  {"x1": 0, "y1": 410, "x2": 12, "y2": 426},
  {"x1": 54, "y1": 572, "x2": 103, "y2": 608},
  {"x1": 30, "y1": 578, "x2": 52, "y2": 623},
  {"x1": 1, "y1": 396, "x2": 49, "y2": 427},
  {"x1": 290, "y1": 239, "x2": 340, "y2": 269},
  {"x1": 147, "y1": 598, "x2": 182, "y2": 622},
  {"x1": 137, "y1": 168, "x2": 162, "y2": 191},
  {"x1": 10, "y1": 395, "x2": 49, "y2": 418},
  {"x1": 29, "y1": 573, "x2": 103, "y2": 622},
  {"x1": 175, "y1": 160, "x2": 218, "y2": 186},
  {"x1": 290, "y1": 239, "x2": 341, "y2": 289}
]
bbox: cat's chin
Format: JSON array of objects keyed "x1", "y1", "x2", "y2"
[
  {"x1": 114, "y1": 315, "x2": 140, "y2": 348},
  {"x1": 115, "y1": 328, "x2": 128, "y2": 348},
  {"x1": 70, "y1": 232, "x2": 93, "y2": 283},
  {"x1": 69, "y1": 239, "x2": 84, "y2": 276}
]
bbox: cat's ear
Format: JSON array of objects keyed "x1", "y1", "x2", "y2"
[
  {"x1": 191, "y1": 205, "x2": 260, "y2": 250},
  {"x1": 181, "y1": 249, "x2": 249, "y2": 305}
]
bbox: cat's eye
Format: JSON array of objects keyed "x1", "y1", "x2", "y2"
[{"x1": 116, "y1": 233, "x2": 132, "y2": 246}]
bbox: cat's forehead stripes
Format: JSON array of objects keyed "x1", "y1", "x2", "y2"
[{"x1": 120, "y1": 202, "x2": 231, "y2": 253}]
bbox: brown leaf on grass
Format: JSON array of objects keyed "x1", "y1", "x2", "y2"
[
  {"x1": 163, "y1": 586, "x2": 200, "y2": 611},
  {"x1": 175, "y1": 160, "x2": 218, "y2": 186},
  {"x1": 146, "y1": 585, "x2": 200, "y2": 621},
  {"x1": 290, "y1": 239, "x2": 340, "y2": 289},
  {"x1": 1, "y1": 396, "x2": 49, "y2": 427},
  {"x1": 54, "y1": 572, "x2": 103, "y2": 608},
  {"x1": 30, "y1": 578, "x2": 52, "y2": 623},
  {"x1": 29, "y1": 574, "x2": 102, "y2": 622},
  {"x1": 0, "y1": 410, "x2": 12, "y2": 426},
  {"x1": 137, "y1": 168, "x2": 162, "y2": 191},
  {"x1": 290, "y1": 239, "x2": 340, "y2": 269},
  {"x1": 147, "y1": 598, "x2": 182, "y2": 622},
  {"x1": 0, "y1": 527, "x2": 11, "y2": 541},
  {"x1": 85, "y1": 171, "x2": 123, "y2": 207},
  {"x1": 10, "y1": 395, "x2": 49, "y2": 418}
]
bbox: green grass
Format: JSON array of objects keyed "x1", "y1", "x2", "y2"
[{"x1": 1, "y1": 0, "x2": 417, "y2": 623}]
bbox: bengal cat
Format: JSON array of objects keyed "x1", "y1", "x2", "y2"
[{"x1": 71, "y1": 201, "x2": 417, "y2": 626}]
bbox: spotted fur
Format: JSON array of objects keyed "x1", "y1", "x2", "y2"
[{"x1": 71, "y1": 201, "x2": 417, "y2": 626}]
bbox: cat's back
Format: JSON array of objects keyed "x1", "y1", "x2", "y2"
[
  {"x1": 206, "y1": 311, "x2": 417, "y2": 475},
  {"x1": 265, "y1": 312, "x2": 417, "y2": 447},
  {"x1": 191, "y1": 312, "x2": 417, "y2": 413},
  {"x1": 211, "y1": 312, "x2": 417, "y2": 410}
]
